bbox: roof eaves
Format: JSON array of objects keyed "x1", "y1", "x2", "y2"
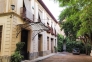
[{"x1": 37, "y1": 0, "x2": 58, "y2": 23}]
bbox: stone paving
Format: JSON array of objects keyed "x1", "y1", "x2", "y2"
[{"x1": 38, "y1": 52, "x2": 92, "y2": 62}]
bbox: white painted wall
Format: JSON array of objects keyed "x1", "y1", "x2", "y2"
[
  {"x1": 28, "y1": 0, "x2": 58, "y2": 53},
  {"x1": 17, "y1": 0, "x2": 23, "y2": 15},
  {"x1": 34, "y1": 2, "x2": 38, "y2": 22}
]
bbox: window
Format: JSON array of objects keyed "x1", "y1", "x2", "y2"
[
  {"x1": 47, "y1": 22, "x2": 49, "y2": 26},
  {"x1": 0, "y1": 26, "x2": 2, "y2": 51},
  {"x1": 47, "y1": 17, "x2": 49, "y2": 25},
  {"x1": 55, "y1": 39, "x2": 56, "y2": 46},
  {"x1": 47, "y1": 37, "x2": 49, "y2": 50},
  {"x1": 38, "y1": 9, "x2": 42, "y2": 22}
]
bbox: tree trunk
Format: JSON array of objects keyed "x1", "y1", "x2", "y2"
[
  {"x1": 84, "y1": 44, "x2": 88, "y2": 55},
  {"x1": 90, "y1": 32, "x2": 92, "y2": 44}
]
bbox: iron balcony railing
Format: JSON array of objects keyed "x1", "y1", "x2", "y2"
[
  {"x1": 46, "y1": 25, "x2": 51, "y2": 33},
  {"x1": 20, "y1": 7, "x2": 34, "y2": 22},
  {"x1": 51, "y1": 27, "x2": 55, "y2": 35},
  {"x1": 46, "y1": 25, "x2": 56, "y2": 36}
]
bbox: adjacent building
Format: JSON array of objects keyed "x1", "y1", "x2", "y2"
[{"x1": 0, "y1": 0, "x2": 60, "y2": 60}]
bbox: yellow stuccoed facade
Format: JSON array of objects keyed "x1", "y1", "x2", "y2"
[
  {"x1": 0, "y1": 13, "x2": 24, "y2": 56},
  {"x1": 0, "y1": 0, "x2": 58, "y2": 60},
  {"x1": 0, "y1": 0, "x2": 25, "y2": 56}
]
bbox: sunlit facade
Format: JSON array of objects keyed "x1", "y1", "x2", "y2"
[{"x1": 0, "y1": 0, "x2": 60, "y2": 60}]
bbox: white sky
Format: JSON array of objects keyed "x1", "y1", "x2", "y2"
[{"x1": 42, "y1": 0, "x2": 64, "y2": 21}]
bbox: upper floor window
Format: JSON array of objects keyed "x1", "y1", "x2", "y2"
[
  {"x1": 22, "y1": 0, "x2": 33, "y2": 21},
  {"x1": 38, "y1": 9, "x2": 42, "y2": 22},
  {"x1": 47, "y1": 37, "x2": 49, "y2": 50},
  {"x1": 47, "y1": 22, "x2": 49, "y2": 26}
]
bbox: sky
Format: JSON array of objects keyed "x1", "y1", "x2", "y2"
[{"x1": 42, "y1": 0, "x2": 64, "y2": 21}]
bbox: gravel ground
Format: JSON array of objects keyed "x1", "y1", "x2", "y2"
[{"x1": 38, "y1": 52, "x2": 92, "y2": 62}]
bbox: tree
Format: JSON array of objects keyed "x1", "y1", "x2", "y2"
[
  {"x1": 59, "y1": 3, "x2": 81, "y2": 41},
  {"x1": 56, "y1": 0, "x2": 92, "y2": 54},
  {"x1": 57, "y1": 0, "x2": 92, "y2": 42}
]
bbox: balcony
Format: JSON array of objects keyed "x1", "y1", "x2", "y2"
[
  {"x1": 46, "y1": 26, "x2": 56, "y2": 36},
  {"x1": 46, "y1": 25, "x2": 51, "y2": 33},
  {"x1": 51, "y1": 27, "x2": 55, "y2": 35},
  {"x1": 20, "y1": 7, "x2": 34, "y2": 22},
  {"x1": 46, "y1": 26, "x2": 54, "y2": 35},
  {"x1": 51, "y1": 28, "x2": 57, "y2": 36}
]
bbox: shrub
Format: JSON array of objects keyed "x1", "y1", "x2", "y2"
[
  {"x1": 54, "y1": 46, "x2": 58, "y2": 53},
  {"x1": 57, "y1": 34, "x2": 64, "y2": 52},
  {"x1": 11, "y1": 42, "x2": 25, "y2": 62},
  {"x1": 66, "y1": 40, "x2": 85, "y2": 53},
  {"x1": 11, "y1": 51, "x2": 24, "y2": 62}
]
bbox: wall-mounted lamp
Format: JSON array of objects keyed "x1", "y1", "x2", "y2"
[
  {"x1": 10, "y1": 5, "x2": 15, "y2": 18},
  {"x1": 11, "y1": 4, "x2": 15, "y2": 10}
]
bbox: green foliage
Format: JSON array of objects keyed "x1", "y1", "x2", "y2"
[
  {"x1": 57, "y1": 0, "x2": 92, "y2": 44},
  {"x1": 77, "y1": 3, "x2": 92, "y2": 37},
  {"x1": 66, "y1": 40, "x2": 85, "y2": 53},
  {"x1": 57, "y1": 34, "x2": 86, "y2": 53},
  {"x1": 55, "y1": 0, "x2": 92, "y2": 54},
  {"x1": 62, "y1": 20, "x2": 76, "y2": 40},
  {"x1": 57, "y1": 0, "x2": 92, "y2": 7},
  {"x1": 85, "y1": 43, "x2": 91, "y2": 55},
  {"x1": 54, "y1": 46, "x2": 58, "y2": 53},
  {"x1": 11, "y1": 42, "x2": 25, "y2": 62},
  {"x1": 15, "y1": 42, "x2": 25, "y2": 52},
  {"x1": 57, "y1": 34, "x2": 64, "y2": 52},
  {"x1": 11, "y1": 51, "x2": 24, "y2": 62},
  {"x1": 59, "y1": 5, "x2": 81, "y2": 41}
]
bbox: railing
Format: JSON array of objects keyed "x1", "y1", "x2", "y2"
[
  {"x1": 51, "y1": 27, "x2": 55, "y2": 35},
  {"x1": 46, "y1": 25, "x2": 51, "y2": 33},
  {"x1": 0, "y1": 0, "x2": 6, "y2": 13},
  {"x1": 0, "y1": 56, "x2": 11, "y2": 62},
  {"x1": 46, "y1": 26, "x2": 57, "y2": 36},
  {"x1": 20, "y1": 7, "x2": 34, "y2": 22}
]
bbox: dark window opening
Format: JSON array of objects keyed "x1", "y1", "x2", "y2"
[
  {"x1": 47, "y1": 37, "x2": 49, "y2": 50},
  {"x1": 0, "y1": 26, "x2": 2, "y2": 51}
]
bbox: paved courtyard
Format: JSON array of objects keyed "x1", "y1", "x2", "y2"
[{"x1": 38, "y1": 52, "x2": 92, "y2": 62}]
